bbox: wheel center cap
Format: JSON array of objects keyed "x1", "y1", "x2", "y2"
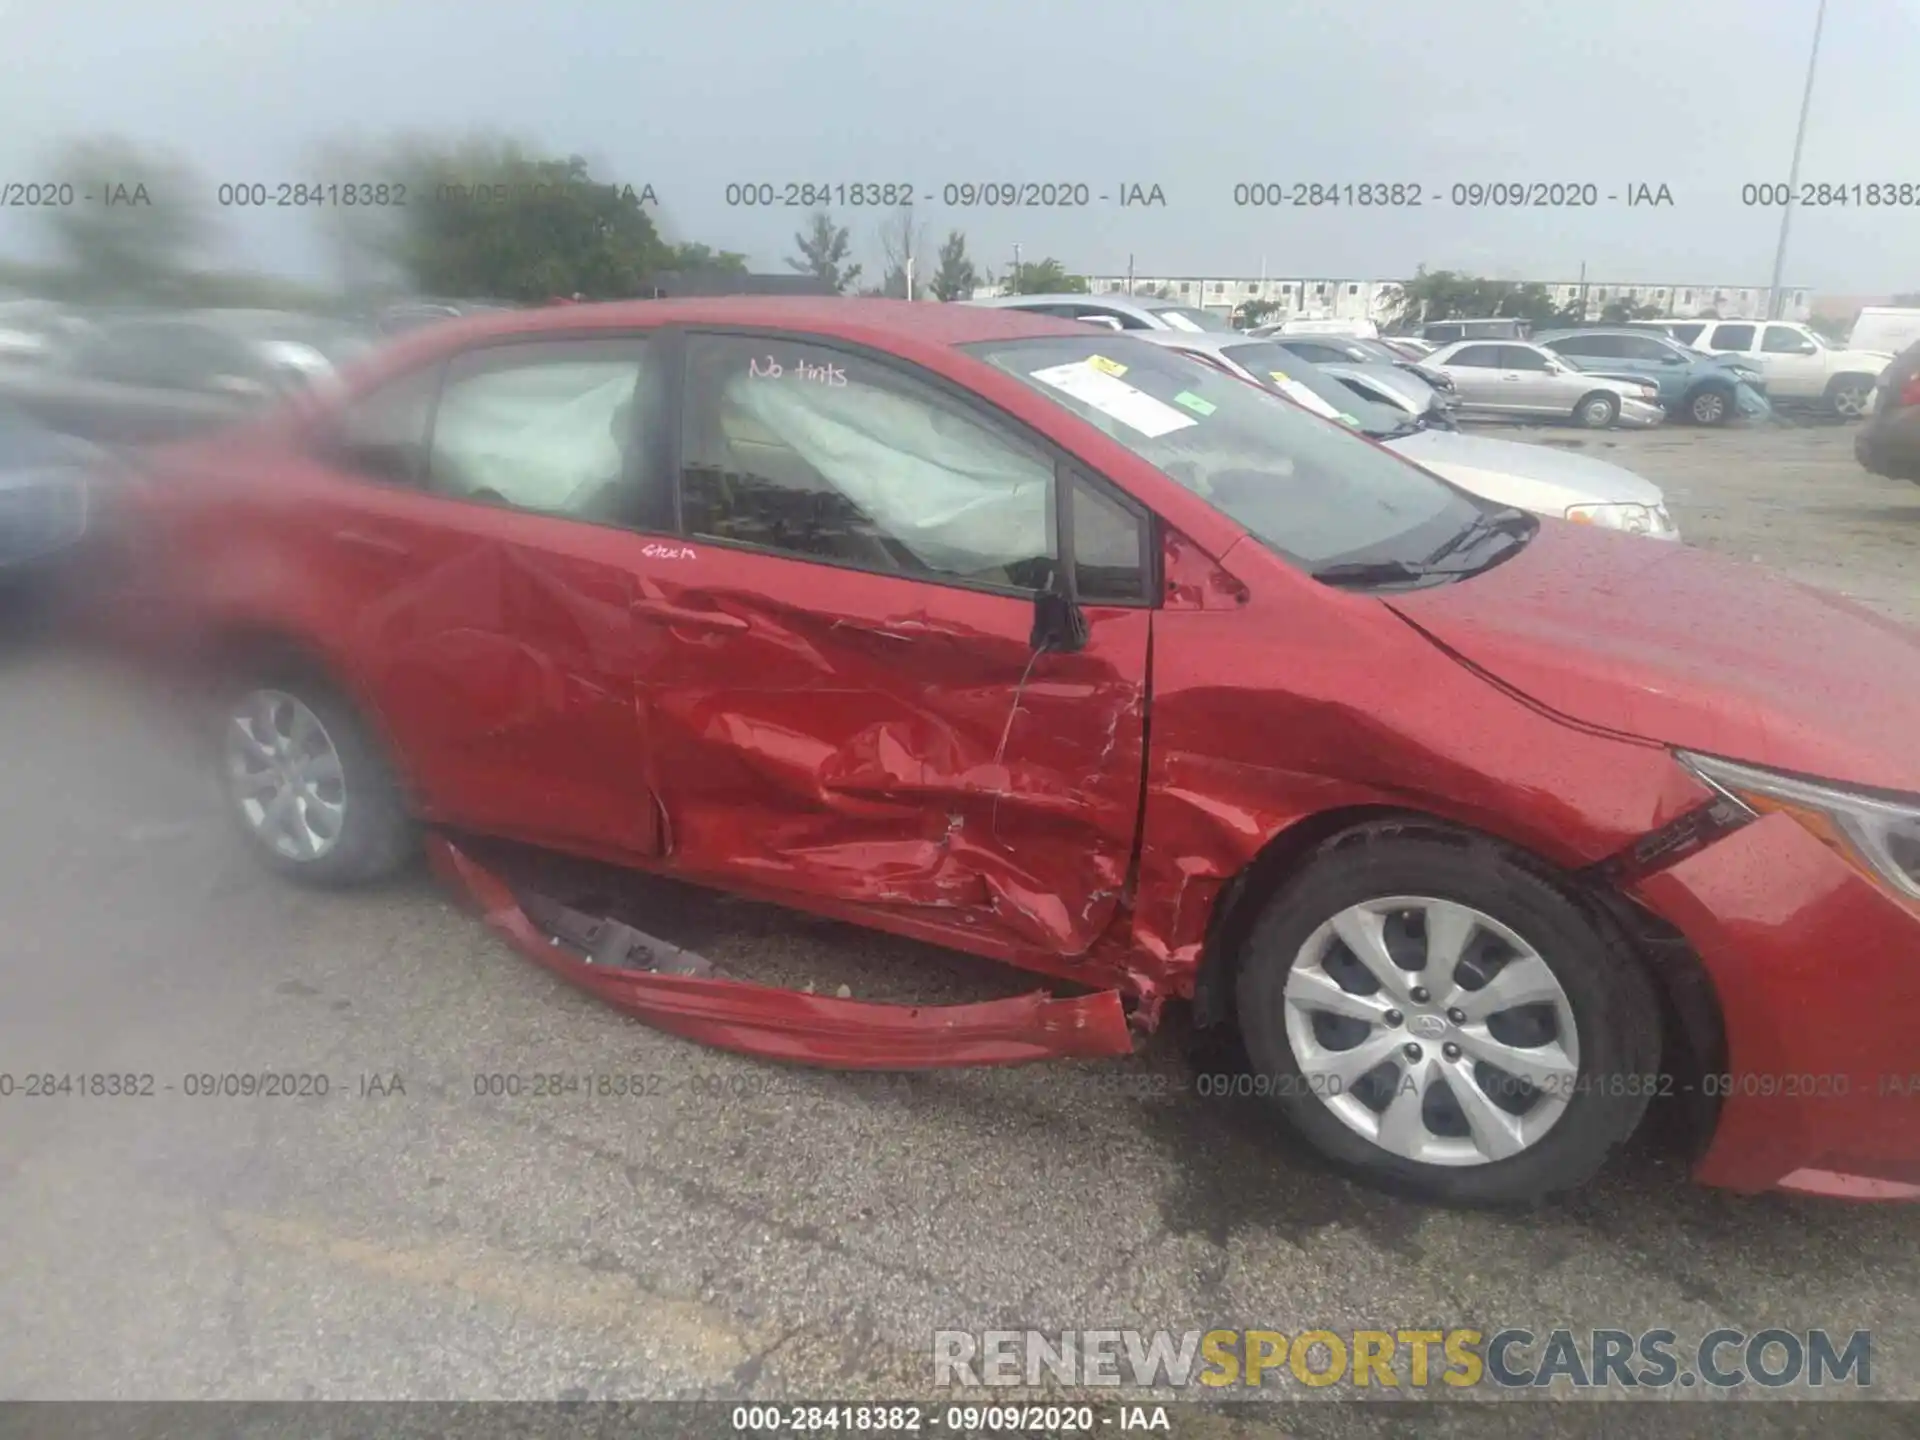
[{"x1": 1408, "y1": 1013, "x2": 1448, "y2": 1040}]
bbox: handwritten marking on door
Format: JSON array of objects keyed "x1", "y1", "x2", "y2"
[
  {"x1": 642, "y1": 543, "x2": 697, "y2": 560},
  {"x1": 748, "y1": 355, "x2": 848, "y2": 385}
]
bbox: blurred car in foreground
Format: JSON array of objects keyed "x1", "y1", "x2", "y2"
[
  {"x1": 1854, "y1": 337, "x2": 1920, "y2": 483},
  {"x1": 1135, "y1": 331, "x2": 1677, "y2": 539},
  {"x1": 0, "y1": 309, "x2": 374, "y2": 446},
  {"x1": 0, "y1": 299, "x2": 93, "y2": 369},
  {"x1": 1424, "y1": 341, "x2": 1665, "y2": 428},
  {"x1": 0, "y1": 398, "x2": 103, "y2": 586},
  {"x1": 107, "y1": 300, "x2": 1920, "y2": 1207},
  {"x1": 1534, "y1": 328, "x2": 1770, "y2": 426}
]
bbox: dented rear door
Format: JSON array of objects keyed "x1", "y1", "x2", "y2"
[{"x1": 637, "y1": 329, "x2": 1150, "y2": 957}]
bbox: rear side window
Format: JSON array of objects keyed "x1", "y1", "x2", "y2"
[
  {"x1": 1498, "y1": 346, "x2": 1551, "y2": 371},
  {"x1": 1546, "y1": 335, "x2": 1610, "y2": 357},
  {"x1": 428, "y1": 339, "x2": 668, "y2": 527},
  {"x1": 1447, "y1": 345, "x2": 1502, "y2": 367}
]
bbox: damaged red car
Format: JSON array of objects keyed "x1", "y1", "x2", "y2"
[{"x1": 117, "y1": 299, "x2": 1920, "y2": 1204}]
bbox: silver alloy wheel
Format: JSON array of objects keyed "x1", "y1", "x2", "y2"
[
  {"x1": 1281, "y1": 896, "x2": 1580, "y2": 1167},
  {"x1": 1691, "y1": 390, "x2": 1727, "y2": 423},
  {"x1": 1580, "y1": 397, "x2": 1615, "y2": 427},
  {"x1": 1833, "y1": 382, "x2": 1872, "y2": 418},
  {"x1": 224, "y1": 689, "x2": 347, "y2": 861}
]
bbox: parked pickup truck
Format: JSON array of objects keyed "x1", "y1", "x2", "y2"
[{"x1": 1629, "y1": 319, "x2": 1889, "y2": 418}]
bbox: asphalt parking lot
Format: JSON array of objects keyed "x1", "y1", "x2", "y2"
[{"x1": 0, "y1": 421, "x2": 1914, "y2": 1436}]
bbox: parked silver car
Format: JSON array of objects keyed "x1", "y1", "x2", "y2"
[
  {"x1": 1423, "y1": 340, "x2": 1665, "y2": 428},
  {"x1": 965, "y1": 292, "x2": 1235, "y2": 334},
  {"x1": 1129, "y1": 331, "x2": 1679, "y2": 539}
]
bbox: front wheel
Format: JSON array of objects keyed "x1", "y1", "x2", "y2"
[
  {"x1": 1574, "y1": 392, "x2": 1620, "y2": 429},
  {"x1": 1234, "y1": 825, "x2": 1660, "y2": 1204},
  {"x1": 1686, "y1": 386, "x2": 1732, "y2": 425},
  {"x1": 1827, "y1": 374, "x2": 1875, "y2": 420},
  {"x1": 218, "y1": 673, "x2": 416, "y2": 886}
]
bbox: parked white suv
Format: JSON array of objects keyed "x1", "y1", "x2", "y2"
[{"x1": 1668, "y1": 320, "x2": 1890, "y2": 417}]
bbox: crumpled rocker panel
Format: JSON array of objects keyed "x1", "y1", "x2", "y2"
[{"x1": 427, "y1": 834, "x2": 1137, "y2": 1068}]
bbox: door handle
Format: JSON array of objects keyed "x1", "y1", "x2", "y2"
[
  {"x1": 831, "y1": 617, "x2": 938, "y2": 642},
  {"x1": 332, "y1": 527, "x2": 412, "y2": 558},
  {"x1": 631, "y1": 597, "x2": 748, "y2": 632}
]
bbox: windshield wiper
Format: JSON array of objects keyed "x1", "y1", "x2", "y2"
[
  {"x1": 1310, "y1": 558, "x2": 1439, "y2": 588},
  {"x1": 1422, "y1": 506, "x2": 1535, "y2": 567}
]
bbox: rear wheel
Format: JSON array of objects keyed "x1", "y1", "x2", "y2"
[
  {"x1": 1574, "y1": 392, "x2": 1620, "y2": 429},
  {"x1": 1827, "y1": 374, "x2": 1875, "y2": 419},
  {"x1": 218, "y1": 672, "x2": 414, "y2": 886},
  {"x1": 1686, "y1": 386, "x2": 1732, "y2": 425},
  {"x1": 1235, "y1": 825, "x2": 1660, "y2": 1204}
]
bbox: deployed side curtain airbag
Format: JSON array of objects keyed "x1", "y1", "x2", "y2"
[{"x1": 725, "y1": 372, "x2": 1050, "y2": 575}]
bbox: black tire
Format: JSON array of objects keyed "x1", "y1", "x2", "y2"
[
  {"x1": 1685, "y1": 385, "x2": 1733, "y2": 426},
  {"x1": 1234, "y1": 823, "x2": 1661, "y2": 1205},
  {"x1": 1826, "y1": 374, "x2": 1876, "y2": 421},
  {"x1": 1574, "y1": 392, "x2": 1620, "y2": 429},
  {"x1": 215, "y1": 667, "x2": 416, "y2": 887}
]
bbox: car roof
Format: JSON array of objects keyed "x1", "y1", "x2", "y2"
[
  {"x1": 395, "y1": 296, "x2": 1095, "y2": 349},
  {"x1": 970, "y1": 292, "x2": 1192, "y2": 312},
  {"x1": 1536, "y1": 327, "x2": 1677, "y2": 339}
]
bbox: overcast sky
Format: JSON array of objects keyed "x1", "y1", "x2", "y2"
[{"x1": 2, "y1": 0, "x2": 1917, "y2": 293}]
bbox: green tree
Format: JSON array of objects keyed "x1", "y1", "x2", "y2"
[
  {"x1": 369, "y1": 135, "x2": 670, "y2": 301},
  {"x1": 666, "y1": 242, "x2": 749, "y2": 274},
  {"x1": 929, "y1": 230, "x2": 980, "y2": 301},
  {"x1": 1237, "y1": 298, "x2": 1284, "y2": 328},
  {"x1": 37, "y1": 135, "x2": 215, "y2": 302},
  {"x1": 1388, "y1": 266, "x2": 1583, "y2": 328},
  {"x1": 1009, "y1": 257, "x2": 1087, "y2": 294},
  {"x1": 787, "y1": 211, "x2": 861, "y2": 293},
  {"x1": 1599, "y1": 298, "x2": 1664, "y2": 323}
]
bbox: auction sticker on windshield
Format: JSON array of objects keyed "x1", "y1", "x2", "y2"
[
  {"x1": 1030, "y1": 361, "x2": 1199, "y2": 438},
  {"x1": 1087, "y1": 354, "x2": 1127, "y2": 376}
]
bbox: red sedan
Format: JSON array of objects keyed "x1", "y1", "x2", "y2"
[{"x1": 114, "y1": 299, "x2": 1920, "y2": 1204}]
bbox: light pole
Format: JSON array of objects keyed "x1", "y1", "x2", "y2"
[{"x1": 1767, "y1": 0, "x2": 1829, "y2": 319}]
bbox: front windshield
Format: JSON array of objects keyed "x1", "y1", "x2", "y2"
[
  {"x1": 1217, "y1": 341, "x2": 1409, "y2": 435},
  {"x1": 965, "y1": 334, "x2": 1485, "y2": 572},
  {"x1": 1145, "y1": 304, "x2": 1234, "y2": 334}
]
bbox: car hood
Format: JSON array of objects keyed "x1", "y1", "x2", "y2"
[
  {"x1": 1385, "y1": 429, "x2": 1665, "y2": 510},
  {"x1": 1386, "y1": 521, "x2": 1920, "y2": 795}
]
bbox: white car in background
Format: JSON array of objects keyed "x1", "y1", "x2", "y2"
[{"x1": 1132, "y1": 330, "x2": 1680, "y2": 540}]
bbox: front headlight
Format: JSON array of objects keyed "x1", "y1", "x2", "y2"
[
  {"x1": 1565, "y1": 501, "x2": 1658, "y2": 534},
  {"x1": 1677, "y1": 751, "x2": 1920, "y2": 903}
]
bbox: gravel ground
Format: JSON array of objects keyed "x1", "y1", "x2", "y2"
[{"x1": 0, "y1": 421, "x2": 1914, "y2": 1438}]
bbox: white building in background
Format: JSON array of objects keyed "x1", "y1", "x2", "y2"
[{"x1": 975, "y1": 275, "x2": 1813, "y2": 324}]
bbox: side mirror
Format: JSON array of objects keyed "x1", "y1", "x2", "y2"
[{"x1": 1031, "y1": 590, "x2": 1088, "y2": 654}]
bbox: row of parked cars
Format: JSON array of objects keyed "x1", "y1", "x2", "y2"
[{"x1": 971, "y1": 294, "x2": 1684, "y2": 538}]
